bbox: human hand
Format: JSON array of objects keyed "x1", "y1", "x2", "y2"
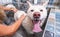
[
  {"x1": 6, "y1": 4, "x2": 17, "y2": 12},
  {"x1": 9, "y1": 7, "x2": 17, "y2": 12}
]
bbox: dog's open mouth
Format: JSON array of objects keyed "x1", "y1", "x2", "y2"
[
  {"x1": 33, "y1": 18, "x2": 40, "y2": 24},
  {"x1": 32, "y1": 18, "x2": 42, "y2": 33},
  {"x1": 33, "y1": 17, "x2": 40, "y2": 21}
]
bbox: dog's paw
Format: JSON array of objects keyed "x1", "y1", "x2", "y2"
[{"x1": 14, "y1": 10, "x2": 26, "y2": 20}]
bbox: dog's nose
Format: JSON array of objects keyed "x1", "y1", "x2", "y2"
[{"x1": 33, "y1": 12, "x2": 40, "y2": 18}]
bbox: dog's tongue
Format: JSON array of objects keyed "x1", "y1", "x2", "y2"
[{"x1": 32, "y1": 21, "x2": 42, "y2": 33}]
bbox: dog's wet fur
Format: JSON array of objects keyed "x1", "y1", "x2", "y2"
[{"x1": 14, "y1": 1, "x2": 49, "y2": 37}]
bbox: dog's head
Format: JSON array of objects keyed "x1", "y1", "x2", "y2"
[{"x1": 27, "y1": 1, "x2": 49, "y2": 22}]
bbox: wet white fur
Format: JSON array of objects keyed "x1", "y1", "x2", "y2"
[{"x1": 7, "y1": 1, "x2": 49, "y2": 34}]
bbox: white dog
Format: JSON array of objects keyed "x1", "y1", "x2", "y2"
[{"x1": 14, "y1": 1, "x2": 49, "y2": 34}]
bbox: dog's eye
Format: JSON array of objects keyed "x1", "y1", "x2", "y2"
[
  {"x1": 31, "y1": 10, "x2": 34, "y2": 12},
  {"x1": 40, "y1": 9, "x2": 43, "y2": 12}
]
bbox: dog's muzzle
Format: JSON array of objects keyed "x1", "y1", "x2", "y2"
[{"x1": 33, "y1": 12, "x2": 40, "y2": 21}]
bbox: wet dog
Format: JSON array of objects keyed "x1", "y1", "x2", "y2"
[
  {"x1": 24, "y1": 1, "x2": 49, "y2": 37},
  {"x1": 23, "y1": 1, "x2": 48, "y2": 33},
  {"x1": 14, "y1": 1, "x2": 49, "y2": 37}
]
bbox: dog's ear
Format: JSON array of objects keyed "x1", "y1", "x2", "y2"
[
  {"x1": 42, "y1": 0, "x2": 49, "y2": 7},
  {"x1": 27, "y1": 1, "x2": 32, "y2": 7}
]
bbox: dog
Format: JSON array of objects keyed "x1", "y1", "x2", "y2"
[{"x1": 14, "y1": 1, "x2": 49, "y2": 37}]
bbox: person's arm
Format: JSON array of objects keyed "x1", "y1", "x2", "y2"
[
  {"x1": 0, "y1": 14, "x2": 26, "y2": 36},
  {"x1": 0, "y1": 5, "x2": 11, "y2": 11}
]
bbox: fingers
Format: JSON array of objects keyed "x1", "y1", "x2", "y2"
[
  {"x1": 10, "y1": 8, "x2": 17, "y2": 12},
  {"x1": 6, "y1": 4, "x2": 17, "y2": 12},
  {"x1": 19, "y1": 14, "x2": 26, "y2": 20}
]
